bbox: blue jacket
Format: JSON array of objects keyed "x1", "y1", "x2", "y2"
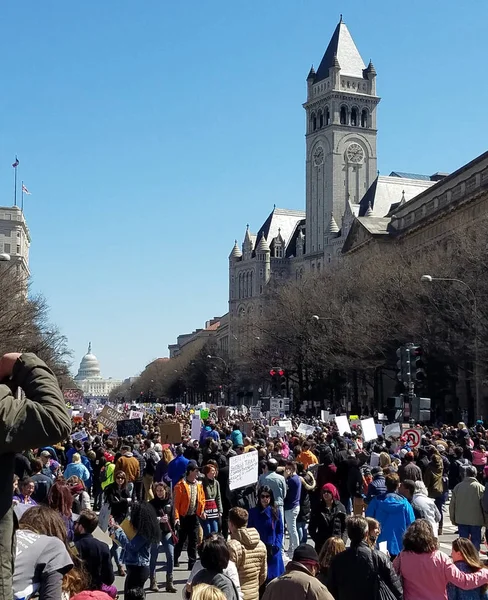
[
  {"x1": 447, "y1": 561, "x2": 488, "y2": 600},
  {"x1": 63, "y1": 462, "x2": 90, "y2": 484},
  {"x1": 248, "y1": 505, "x2": 284, "y2": 581},
  {"x1": 115, "y1": 530, "x2": 151, "y2": 567},
  {"x1": 284, "y1": 474, "x2": 301, "y2": 510},
  {"x1": 167, "y1": 455, "x2": 190, "y2": 489},
  {"x1": 365, "y1": 475, "x2": 387, "y2": 504},
  {"x1": 365, "y1": 492, "x2": 415, "y2": 556}
]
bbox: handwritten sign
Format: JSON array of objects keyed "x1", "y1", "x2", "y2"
[
  {"x1": 269, "y1": 426, "x2": 286, "y2": 438},
  {"x1": 360, "y1": 418, "x2": 378, "y2": 443},
  {"x1": 297, "y1": 423, "x2": 315, "y2": 436},
  {"x1": 116, "y1": 418, "x2": 143, "y2": 437},
  {"x1": 334, "y1": 415, "x2": 351, "y2": 435},
  {"x1": 384, "y1": 422, "x2": 402, "y2": 439},
  {"x1": 97, "y1": 405, "x2": 121, "y2": 431},
  {"x1": 129, "y1": 410, "x2": 144, "y2": 422},
  {"x1": 229, "y1": 451, "x2": 259, "y2": 491},
  {"x1": 278, "y1": 420, "x2": 293, "y2": 432},
  {"x1": 250, "y1": 406, "x2": 261, "y2": 420},
  {"x1": 72, "y1": 431, "x2": 88, "y2": 442}
]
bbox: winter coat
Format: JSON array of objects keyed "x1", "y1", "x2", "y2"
[
  {"x1": 365, "y1": 492, "x2": 415, "y2": 556},
  {"x1": 173, "y1": 479, "x2": 205, "y2": 521},
  {"x1": 326, "y1": 541, "x2": 402, "y2": 600},
  {"x1": 450, "y1": 477, "x2": 486, "y2": 527},
  {"x1": 167, "y1": 455, "x2": 190, "y2": 489},
  {"x1": 114, "y1": 453, "x2": 140, "y2": 483},
  {"x1": 258, "y1": 472, "x2": 287, "y2": 507},
  {"x1": 399, "y1": 462, "x2": 422, "y2": 482},
  {"x1": 63, "y1": 462, "x2": 90, "y2": 484},
  {"x1": 192, "y1": 569, "x2": 239, "y2": 600},
  {"x1": 0, "y1": 353, "x2": 71, "y2": 598},
  {"x1": 248, "y1": 505, "x2": 285, "y2": 581},
  {"x1": 447, "y1": 560, "x2": 488, "y2": 600},
  {"x1": 202, "y1": 476, "x2": 222, "y2": 517},
  {"x1": 231, "y1": 429, "x2": 243, "y2": 447},
  {"x1": 263, "y1": 561, "x2": 334, "y2": 600},
  {"x1": 297, "y1": 472, "x2": 315, "y2": 523},
  {"x1": 411, "y1": 492, "x2": 441, "y2": 537},
  {"x1": 104, "y1": 483, "x2": 131, "y2": 523},
  {"x1": 296, "y1": 450, "x2": 318, "y2": 469},
  {"x1": 449, "y1": 457, "x2": 471, "y2": 489},
  {"x1": 423, "y1": 455, "x2": 445, "y2": 499},
  {"x1": 365, "y1": 474, "x2": 386, "y2": 504},
  {"x1": 228, "y1": 527, "x2": 267, "y2": 600},
  {"x1": 308, "y1": 499, "x2": 347, "y2": 553},
  {"x1": 115, "y1": 530, "x2": 151, "y2": 567}
]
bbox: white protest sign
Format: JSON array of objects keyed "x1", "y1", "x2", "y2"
[
  {"x1": 250, "y1": 406, "x2": 261, "y2": 420},
  {"x1": 334, "y1": 415, "x2": 351, "y2": 435},
  {"x1": 383, "y1": 422, "x2": 402, "y2": 439},
  {"x1": 321, "y1": 410, "x2": 330, "y2": 422},
  {"x1": 360, "y1": 418, "x2": 378, "y2": 443},
  {"x1": 191, "y1": 415, "x2": 202, "y2": 440},
  {"x1": 72, "y1": 431, "x2": 88, "y2": 442},
  {"x1": 129, "y1": 410, "x2": 144, "y2": 422},
  {"x1": 297, "y1": 423, "x2": 315, "y2": 436},
  {"x1": 229, "y1": 451, "x2": 259, "y2": 491},
  {"x1": 269, "y1": 398, "x2": 280, "y2": 418},
  {"x1": 278, "y1": 420, "x2": 293, "y2": 432},
  {"x1": 269, "y1": 426, "x2": 286, "y2": 438}
]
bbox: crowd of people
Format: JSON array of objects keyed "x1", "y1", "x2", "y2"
[{"x1": 6, "y1": 353, "x2": 488, "y2": 600}]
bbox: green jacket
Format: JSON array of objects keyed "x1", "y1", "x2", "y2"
[
  {"x1": 0, "y1": 353, "x2": 71, "y2": 600},
  {"x1": 449, "y1": 476, "x2": 486, "y2": 527}
]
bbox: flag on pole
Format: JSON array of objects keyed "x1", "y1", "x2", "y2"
[
  {"x1": 12, "y1": 157, "x2": 19, "y2": 168},
  {"x1": 22, "y1": 184, "x2": 31, "y2": 195}
]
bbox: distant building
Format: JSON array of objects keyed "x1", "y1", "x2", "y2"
[
  {"x1": 0, "y1": 206, "x2": 30, "y2": 279},
  {"x1": 74, "y1": 343, "x2": 122, "y2": 398},
  {"x1": 168, "y1": 317, "x2": 223, "y2": 358}
]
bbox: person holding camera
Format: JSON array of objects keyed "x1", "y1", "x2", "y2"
[{"x1": 148, "y1": 482, "x2": 177, "y2": 593}]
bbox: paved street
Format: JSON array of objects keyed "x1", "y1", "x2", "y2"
[{"x1": 112, "y1": 503, "x2": 463, "y2": 598}]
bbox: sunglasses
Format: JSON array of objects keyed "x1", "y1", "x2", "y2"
[
  {"x1": 116, "y1": 476, "x2": 126, "y2": 481},
  {"x1": 323, "y1": 490, "x2": 333, "y2": 494},
  {"x1": 260, "y1": 494, "x2": 270, "y2": 499}
]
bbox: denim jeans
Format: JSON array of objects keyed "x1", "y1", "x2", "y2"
[
  {"x1": 150, "y1": 533, "x2": 175, "y2": 577},
  {"x1": 458, "y1": 524, "x2": 482, "y2": 551},
  {"x1": 297, "y1": 520, "x2": 308, "y2": 544},
  {"x1": 284, "y1": 505, "x2": 300, "y2": 557},
  {"x1": 200, "y1": 517, "x2": 219, "y2": 538},
  {"x1": 110, "y1": 542, "x2": 122, "y2": 568}
]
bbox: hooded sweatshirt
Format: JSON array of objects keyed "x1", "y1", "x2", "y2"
[
  {"x1": 365, "y1": 492, "x2": 415, "y2": 556},
  {"x1": 228, "y1": 527, "x2": 267, "y2": 600}
]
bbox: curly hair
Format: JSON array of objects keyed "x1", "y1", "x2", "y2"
[
  {"x1": 403, "y1": 520, "x2": 437, "y2": 553},
  {"x1": 131, "y1": 502, "x2": 161, "y2": 544}
]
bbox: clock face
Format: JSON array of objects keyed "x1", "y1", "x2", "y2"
[
  {"x1": 346, "y1": 143, "x2": 364, "y2": 164},
  {"x1": 313, "y1": 146, "x2": 324, "y2": 167}
]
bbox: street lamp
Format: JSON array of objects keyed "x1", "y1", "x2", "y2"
[{"x1": 421, "y1": 274, "x2": 480, "y2": 419}]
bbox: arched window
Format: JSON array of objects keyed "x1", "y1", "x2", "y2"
[
  {"x1": 318, "y1": 109, "x2": 323, "y2": 128},
  {"x1": 361, "y1": 109, "x2": 368, "y2": 127},
  {"x1": 312, "y1": 113, "x2": 317, "y2": 131},
  {"x1": 340, "y1": 106, "x2": 347, "y2": 125},
  {"x1": 325, "y1": 107, "x2": 330, "y2": 125},
  {"x1": 249, "y1": 272, "x2": 253, "y2": 296},
  {"x1": 351, "y1": 107, "x2": 358, "y2": 126}
]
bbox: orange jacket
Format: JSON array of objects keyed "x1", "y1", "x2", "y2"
[
  {"x1": 297, "y1": 450, "x2": 318, "y2": 469},
  {"x1": 173, "y1": 479, "x2": 205, "y2": 521}
]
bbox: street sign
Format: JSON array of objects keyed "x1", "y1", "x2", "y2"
[
  {"x1": 404, "y1": 428, "x2": 422, "y2": 448},
  {"x1": 270, "y1": 398, "x2": 280, "y2": 418},
  {"x1": 250, "y1": 406, "x2": 261, "y2": 420}
]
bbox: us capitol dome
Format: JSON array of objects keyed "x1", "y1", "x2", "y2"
[{"x1": 74, "y1": 342, "x2": 122, "y2": 399}]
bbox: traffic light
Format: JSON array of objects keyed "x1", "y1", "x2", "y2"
[
  {"x1": 279, "y1": 369, "x2": 287, "y2": 395},
  {"x1": 396, "y1": 346, "x2": 408, "y2": 385},
  {"x1": 410, "y1": 345, "x2": 426, "y2": 383}
]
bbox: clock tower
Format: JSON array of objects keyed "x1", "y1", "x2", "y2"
[{"x1": 304, "y1": 17, "x2": 380, "y2": 258}]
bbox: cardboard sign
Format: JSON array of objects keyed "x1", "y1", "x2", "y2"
[
  {"x1": 160, "y1": 422, "x2": 183, "y2": 444},
  {"x1": 129, "y1": 410, "x2": 144, "y2": 422},
  {"x1": 360, "y1": 418, "x2": 378, "y2": 443},
  {"x1": 297, "y1": 423, "x2": 315, "y2": 436},
  {"x1": 116, "y1": 418, "x2": 143, "y2": 438},
  {"x1": 97, "y1": 405, "x2": 121, "y2": 431},
  {"x1": 334, "y1": 415, "x2": 351, "y2": 435},
  {"x1": 229, "y1": 451, "x2": 259, "y2": 491}
]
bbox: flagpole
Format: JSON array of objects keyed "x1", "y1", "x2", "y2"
[
  {"x1": 14, "y1": 164, "x2": 17, "y2": 207},
  {"x1": 21, "y1": 181, "x2": 24, "y2": 213}
]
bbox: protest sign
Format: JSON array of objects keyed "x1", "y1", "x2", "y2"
[
  {"x1": 83, "y1": 412, "x2": 91, "y2": 422},
  {"x1": 240, "y1": 422, "x2": 253, "y2": 437},
  {"x1": 360, "y1": 418, "x2": 378, "y2": 443},
  {"x1": 250, "y1": 406, "x2": 261, "y2": 420},
  {"x1": 349, "y1": 415, "x2": 359, "y2": 421},
  {"x1": 72, "y1": 431, "x2": 88, "y2": 442},
  {"x1": 383, "y1": 422, "x2": 402, "y2": 439},
  {"x1": 97, "y1": 406, "x2": 120, "y2": 431},
  {"x1": 269, "y1": 425, "x2": 286, "y2": 438},
  {"x1": 229, "y1": 451, "x2": 259, "y2": 491},
  {"x1": 278, "y1": 420, "x2": 293, "y2": 432},
  {"x1": 375, "y1": 423, "x2": 383, "y2": 436},
  {"x1": 175, "y1": 403, "x2": 183, "y2": 414},
  {"x1": 297, "y1": 423, "x2": 315, "y2": 436},
  {"x1": 200, "y1": 409, "x2": 209, "y2": 420},
  {"x1": 217, "y1": 406, "x2": 228, "y2": 421},
  {"x1": 191, "y1": 415, "x2": 201, "y2": 440},
  {"x1": 73, "y1": 416, "x2": 83, "y2": 424},
  {"x1": 334, "y1": 415, "x2": 351, "y2": 435},
  {"x1": 320, "y1": 410, "x2": 330, "y2": 422},
  {"x1": 63, "y1": 388, "x2": 84, "y2": 403},
  {"x1": 116, "y1": 418, "x2": 143, "y2": 437},
  {"x1": 160, "y1": 421, "x2": 183, "y2": 444},
  {"x1": 129, "y1": 410, "x2": 144, "y2": 421}
]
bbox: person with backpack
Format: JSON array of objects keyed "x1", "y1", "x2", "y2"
[
  {"x1": 449, "y1": 446, "x2": 471, "y2": 489},
  {"x1": 142, "y1": 439, "x2": 160, "y2": 501}
]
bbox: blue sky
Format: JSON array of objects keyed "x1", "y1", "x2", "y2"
[{"x1": 1, "y1": 1, "x2": 487, "y2": 380}]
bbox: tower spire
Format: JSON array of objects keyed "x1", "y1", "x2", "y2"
[{"x1": 88, "y1": 342, "x2": 92, "y2": 354}]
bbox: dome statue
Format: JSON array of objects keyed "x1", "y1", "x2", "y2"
[{"x1": 74, "y1": 342, "x2": 102, "y2": 380}]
